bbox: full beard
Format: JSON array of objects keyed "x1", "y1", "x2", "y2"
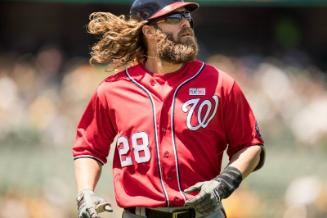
[{"x1": 153, "y1": 27, "x2": 198, "y2": 64}]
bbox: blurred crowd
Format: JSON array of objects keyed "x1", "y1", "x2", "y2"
[
  {"x1": 1, "y1": 47, "x2": 327, "y2": 149},
  {"x1": 0, "y1": 46, "x2": 109, "y2": 148},
  {"x1": 207, "y1": 51, "x2": 327, "y2": 148},
  {"x1": 0, "y1": 46, "x2": 327, "y2": 217}
]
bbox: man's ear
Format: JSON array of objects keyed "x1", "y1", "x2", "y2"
[{"x1": 142, "y1": 25, "x2": 155, "y2": 39}]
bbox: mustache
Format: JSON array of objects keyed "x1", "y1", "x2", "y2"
[{"x1": 178, "y1": 27, "x2": 194, "y2": 38}]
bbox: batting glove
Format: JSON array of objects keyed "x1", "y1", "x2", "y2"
[
  {"x1": 77, "y1": 189, "x2": 107, "y2": 218},
  {"x1": 184, "y1": 166, "x2": 243, "y2": 215}
]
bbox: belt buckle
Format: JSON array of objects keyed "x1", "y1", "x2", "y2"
[{"x1": 172, "y1": 210, "x2": 188, "y2": 218}]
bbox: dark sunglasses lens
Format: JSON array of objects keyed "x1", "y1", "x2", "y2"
[
  {"x1": 166, "y1": 14, "x2": 183, "y2": 23},
  {"x1": 165, "y1": 12, "x2": 192, "y2": 24}
]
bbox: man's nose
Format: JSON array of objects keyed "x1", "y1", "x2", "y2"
[{"x1": 180, "y1": 17, "x2": 191, "y2": 28}]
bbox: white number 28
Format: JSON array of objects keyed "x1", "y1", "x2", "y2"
[{"x1": 117, "y1": 132, "x2": 151, "y2": 167}]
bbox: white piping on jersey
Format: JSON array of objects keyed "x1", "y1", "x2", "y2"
[
  {"x1": 170, "y1": 62, "x2": 205, "y2": 201},
  {"x1": 125, "y1": 69, "x2": 170, "y2": 206}
]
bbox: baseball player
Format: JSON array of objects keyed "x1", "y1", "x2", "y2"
[{"x1": 72, "y1": 0, "x2": 265, "y2": 218}]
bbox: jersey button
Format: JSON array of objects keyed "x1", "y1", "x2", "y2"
[
  {"x1": 164, "y1": 151, "x2": 170, "y2": 158},
  {"x1": 173, "y1": 197, "x2": 182, "y2": 205},
  {"x1": 167, "y1": 173, "x2": 173, "y2": 180},
  {"x1": 161, "y1": 127, "x2": 167, "y2": 133}
]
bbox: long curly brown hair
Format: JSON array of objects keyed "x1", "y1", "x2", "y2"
[{"x1": 87, "y1": 12, "x2": 147, "y2": 68}]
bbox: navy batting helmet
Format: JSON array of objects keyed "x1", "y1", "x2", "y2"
[{"x1": 130, "y1": 0, "x2": 199, "y2": 21}]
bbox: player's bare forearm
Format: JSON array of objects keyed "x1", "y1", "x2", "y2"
[
  {"x1": 74, "y1": 158, "x2": 102, "y2": 192},
  {"x1": 229, "y1": 145, "x2": 263, "y2": 178}
]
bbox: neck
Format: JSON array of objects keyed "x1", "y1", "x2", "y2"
[{"x1": 144, "y1": 54, "x2": 183, "y2": 75}]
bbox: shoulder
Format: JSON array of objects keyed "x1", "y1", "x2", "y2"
[
  {"x1": 196, "y1": 60, "x2": 236, "y2": 93},
  {"x1": 96, "y1": 64, "x2": 142, "y2": 94},
  {"x1": 102, "y1": 69, "x2": 128, "y2": 84},
  {"x1": 203, "y1": 62, "x2": 234, "y2": 81}
]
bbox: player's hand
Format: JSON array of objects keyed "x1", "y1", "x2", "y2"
[
  {"x1": 184, "y1": 179, "x2": 222, "y2": 215},
  {"x1": 184, "y1": 166, "x2": 243, "y2": 215},
  {"x1": 76, "y1": 189, "x2": 112, "y2": 218}
]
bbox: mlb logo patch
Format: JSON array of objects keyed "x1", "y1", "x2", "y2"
[{"x1": 189, "y1": 88, "x2": 206, "y2": 96}]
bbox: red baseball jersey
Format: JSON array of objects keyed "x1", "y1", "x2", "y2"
[{"x1": 72, "y1": 59, "x2": 264, "y2": 208}]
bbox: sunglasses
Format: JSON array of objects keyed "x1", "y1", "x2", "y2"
[{"x1": 151, "y1": 11, "x2": 193, "y2": 26}]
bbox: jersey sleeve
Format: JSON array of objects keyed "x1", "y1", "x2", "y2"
[
  {"x1": 223, "y1": 82, "x2": 264, "y2": 158},
  {"x1": 72, "y1": 87, "x2": 117, "y2": 164}
]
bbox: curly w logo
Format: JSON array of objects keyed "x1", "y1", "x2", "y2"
[{"x1": 182, "y1": 96, "x2": 219, "y2": 131}]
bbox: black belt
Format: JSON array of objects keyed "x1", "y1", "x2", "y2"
[{"x1": 126, "y1": 207, "x2": 196, "y2": 218}]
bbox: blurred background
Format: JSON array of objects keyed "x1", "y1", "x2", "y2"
[{"x1": 1, "y1": 0, "x2": 327, "y2": 217}]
